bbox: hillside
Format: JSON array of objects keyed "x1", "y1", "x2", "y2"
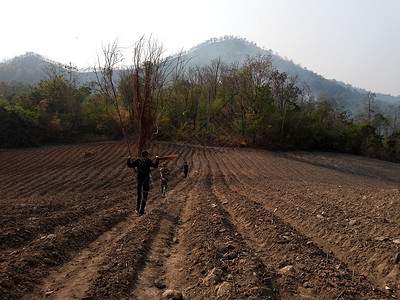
[
  {"x1": 1, "y1": 37, "x2": 399, "y2": 114},
  {"x1": 0, "y1": 52, "x2": 54, "y2": 83},
  {"x1": 0, "y1": 52, "x2": 97, "y2": 87},
  {"x1": 1, "y1": 141, "x2": 400, "y2": 299},
  {"x1": 183, "y1": 37, "x2": 400, "y2": 114}
]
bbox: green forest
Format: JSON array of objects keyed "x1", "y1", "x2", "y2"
[{"x1": 1, "y1": 44, "x2": 400, "y2": 163}]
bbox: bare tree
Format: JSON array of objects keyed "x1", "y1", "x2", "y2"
[
  {"x1": 363, "y1": 91, "x2": 376, "y2": 122},
  {"x1": 94, "y1": 41, "x2": 132, "y2": 154},
  {"x1": 95, "y1": 37, "x2": 186, "y2": 155},
  {"x1": 126, "y1": 37, "x2": 186, "y2": 153}
]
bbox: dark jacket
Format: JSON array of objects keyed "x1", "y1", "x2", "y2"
[{"x1": 127, "y1": 157, "x2": 161, "y2": 181}]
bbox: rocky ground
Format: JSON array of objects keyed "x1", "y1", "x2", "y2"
[{"x1": 1, "y1": 141, "x2": 400, "y2": 299}]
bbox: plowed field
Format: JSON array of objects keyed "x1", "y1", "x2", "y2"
[{"x1": 1, "y1": 141, "x2": 400, "y2": 299}]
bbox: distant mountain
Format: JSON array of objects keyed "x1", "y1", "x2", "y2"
[
  {"x1": 1, "y1": 37, "x2": 399, "y2": 115},
  {"x1": 0, "y1": 52, "x2": 54, "y2": 83},
  {"x1": 0, "y1": 52, "x2": 97, "y2": 86},
  {"x1": 182, "y1": 37, "x2": 400, "y2": 114}
]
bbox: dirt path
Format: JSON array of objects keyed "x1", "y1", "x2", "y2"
[{"x1": 1, "y1": 141, "x2": 400, "y2": 299}]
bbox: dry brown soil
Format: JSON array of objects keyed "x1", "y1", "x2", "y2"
[{"x1": 1, "y1": 141, "x2": 400, "y2": 299}]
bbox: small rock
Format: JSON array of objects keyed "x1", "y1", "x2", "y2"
[
  {"x1": 154, "y1": 279, "x2": 166, "y2": 289},
  {"x1": 223, "y1": 251, "x2": 238, "y2": 260},
  {"x1": 43, "y1": 258, "x2": 54, "y2": 264},
  {"x1": 216, "y1": 281, "x2": 232, "y2": 296},
  {"x1": 349, "y1": 219, "x2": 358, "y2": 226},
  {"x1": 279, "y1": 265, "x2": 295, "y2": 275},
  {"x1": 161, "y1": 289, "x2": 183, "y2": 299},
  {"x1": 203, "y1": 268, "x2": 223, "y2": 286},
  {"x1": 42, "y1": 234, "x2": 57, "y2": 240},
  {"x1": 375, "y1": 236, "x2": 389, "y2": 242}
]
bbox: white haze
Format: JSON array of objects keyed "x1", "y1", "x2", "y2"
[{"x1": 1, "y1": 0, "x2": 399, "y2": 96}]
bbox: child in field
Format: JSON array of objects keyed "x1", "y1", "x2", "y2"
[{"x1": 160, "y1": 163, "x2": 171, "y2": 197}]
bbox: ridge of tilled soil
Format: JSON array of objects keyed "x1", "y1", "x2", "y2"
[
  {"x1": 215, "y1": 148, "x2": 400, "y2": 296},
  {"x1": 207, "y1": 148, "x2": 391, "y2": 299},
  {"x1": 1, "y1": 141, "x2": 400, "y2": 299}
]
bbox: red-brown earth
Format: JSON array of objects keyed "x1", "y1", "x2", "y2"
[{"x1": 1, "y1": 141, "x2": 400, "y2": 299}]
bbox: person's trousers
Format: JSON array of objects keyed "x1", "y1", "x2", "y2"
[
  {"x1": 161, "y1": 180, "x2": 168, "y2": 195},
  {"x1": 137, "y1": 178, "x2": 150, "y2": 213}
]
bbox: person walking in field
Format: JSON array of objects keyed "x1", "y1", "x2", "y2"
[
  {"x1": 183, "y1": 161, "x2": 188, "y2": 178},
  {"x1": 127, "y1": 150, "x2": 161, "y2": 216},
  {"x1": 159, "y1": 163, "x2": 171, "y2": 197}
]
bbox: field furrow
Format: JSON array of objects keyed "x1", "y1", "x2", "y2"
[
  {"x1": 215, "y1": 147, "x2": 400, "y2": 297},
  {"x1": 205, "y1": 148, "x2": 389, "y2": 299},
  {"x1": 1, "y1": 141, "x2": 400, "y2": 299}
]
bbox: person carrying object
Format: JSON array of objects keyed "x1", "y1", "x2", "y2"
[{"x1": 127, "y1": 150, "x2": 161, "y2": 216}]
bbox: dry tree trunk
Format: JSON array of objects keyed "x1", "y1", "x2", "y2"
[
  {"x1": 130, "y1": 36, "x2": 186, "y2": 154},
  {"x1": 95, "y1": 36, "x2": 187, "y2": 156}
]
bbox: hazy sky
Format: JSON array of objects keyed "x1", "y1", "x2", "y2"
[{"x1": 2, "y1": 0, "x2": 399, "y2": 96}]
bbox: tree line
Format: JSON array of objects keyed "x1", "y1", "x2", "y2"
[{"x1": 1, "y1": 38, "x2": 400, "y2": 162}]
